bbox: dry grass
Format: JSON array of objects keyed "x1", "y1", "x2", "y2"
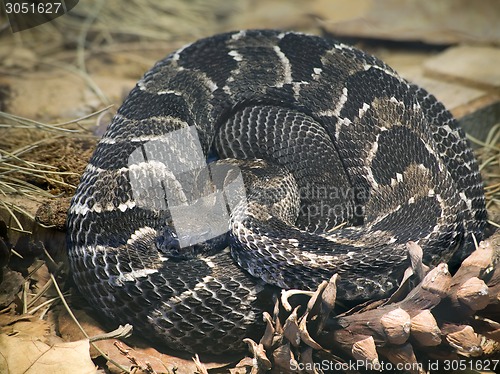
[
  {"x1": 1, "y1": 0, "x2": 239, "y2": 56},
  {"x1": 468, "y1": 123, "x2": 500, "y2": 228},
  {"x1": 0, "y1": 110, "x2": 102, "y2": 233}
]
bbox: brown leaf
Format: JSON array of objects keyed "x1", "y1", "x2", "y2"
[
  {"x1": 1, "y1": 315, "x2": 51, "y2": 342},
  {"x1": 29, "y1": 261, "x2": 52, "y2": 292},
  {"x1": 0, "y1": 333, "x2": 96, "y2": 374},
  {"x1": 58, "y1": 306, "x2": 233, "y2": 373},
  {"x1": 57, "y1": 306, "x2": 107, "y2": 358}
]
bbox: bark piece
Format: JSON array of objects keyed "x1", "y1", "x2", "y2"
[
  {"x1": 410, "y1": 310, "x2": 441, "y2": 346},
  {"x1": 380, "y1": 308, "x2": 411, "y2": 344},
  {"x1": 272, "y1": 342, "x2": 297, "y2": 374},
  {"x1": 443, "y1": 325, "x2": 483, "y2": 357},
  {"x1": 259, "y1": 312, "x2": 275, "y2": 350},
  {"x1": 456, "y1": 277, "x2": 490, "y2": 311},
  {"x1": 243, "y1": 338, "x2": 272, "y2": 373},
  {"x1": 283, "y1": 307, "x2": 301, "y2": 347},
  {"x1": 351, "y1": 336, "x2": 379, "y2": 367},
  {"x1": 379, "y1": 343, "x2": 423, "y2": 374}
]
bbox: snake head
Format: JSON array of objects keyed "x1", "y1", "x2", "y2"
[
  {"x1": 156, "y1": 226, "x2": 228, "y2": 260},
  {"x1": 156, "y1": 226, "x2": 183, "y2": 257}
]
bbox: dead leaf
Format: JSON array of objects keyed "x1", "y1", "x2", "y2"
[
  {"x1": 1, "y1": 315, "x2": 51, "y2": 341},
  {"x1": 0, "y1": 333, "x2": 96, "y2": 374},
  {"x1": 58, "y1": 307, "x2": 107, "y2": 347},
  {"x1": 57, "y1": 305, "x2": 237, "y2": 373}
]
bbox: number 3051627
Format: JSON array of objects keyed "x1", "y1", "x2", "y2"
[{"x1": 5, "y1": 2, "x2": 63, "y2": 14}]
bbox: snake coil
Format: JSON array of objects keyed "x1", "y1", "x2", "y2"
[{"x1": 67, "y1": 30, "x2": 486, "y2": 354}]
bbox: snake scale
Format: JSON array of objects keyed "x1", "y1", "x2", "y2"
[{"x1": 67, "y1": 30, "x2": 487, "y2": 354}]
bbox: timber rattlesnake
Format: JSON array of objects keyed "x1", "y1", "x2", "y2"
[{"x1": 66, "y1": 30, "x2": 487, "y2": 354}]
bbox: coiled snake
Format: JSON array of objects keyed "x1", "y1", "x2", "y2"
[{"x1": 67, "y1": 30, "x2": 487, "y2": 354}]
